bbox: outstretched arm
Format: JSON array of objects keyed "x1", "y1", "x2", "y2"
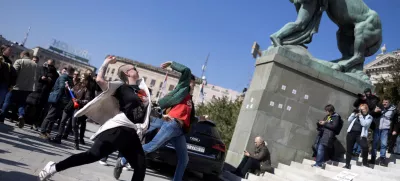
[{"x1": 96, "y1": 56, "x2": 116, "y2": 91}]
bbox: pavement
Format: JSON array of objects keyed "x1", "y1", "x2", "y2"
[{"x1": 0, "y1": 120, "x2": 205, "y2": 181}]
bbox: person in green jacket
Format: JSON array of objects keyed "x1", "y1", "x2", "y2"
[{"x1": 114, "y1": 61, "x2": 196, "y2": 181}]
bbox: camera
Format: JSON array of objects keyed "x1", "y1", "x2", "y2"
[{"x1": 353, "y1": 109, "x2": 360, "y2": 113}]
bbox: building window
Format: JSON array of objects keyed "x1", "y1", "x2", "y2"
[
  {"x1": 212, "y1": 95, "x2": 216, "y2": 99},
  {"x1": 107, "y1": 68, "x2": 110, "y2": 74},
  {"x1": 143, "y1": 76, "x2": 147, "y2": 82},
  {"x1": 111, "y1": 68, "x2": 115, "y2": 75},
  {"x1": 169, "y1": 85, "x2": 174, "y2": 91},
  {"x1": 108, "y1": 77, "x2": 112, "y2": 81},
  {"x1": 150, "y1": 79, "x2": 156, "y2": 87},
  {"x1": 114, "y1": 78, "x2": 119, "y2": 81},
  {"x1": 156, "y1": 91, "x2": 160, "y2": 98},
  {"x1": 159, "y1": 82, "x2": 163, "y2": 88}
]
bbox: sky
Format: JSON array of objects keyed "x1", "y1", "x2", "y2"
[{"x1": 2, "y1": 0, "x2": 400, "y2": 92}]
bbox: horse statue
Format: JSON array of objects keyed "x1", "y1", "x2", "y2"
[{"x1": 270, "y1": 0, "x2": 382, "y2": 82}]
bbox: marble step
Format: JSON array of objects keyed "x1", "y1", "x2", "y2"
[
  {"x1": 303, "y1": 159, "x2": 400, "y2": 180},
  {"x1": 246, "y1": 172, "x2": 287, "y2": 181},
  {"x1": 274, "y1": 168, "x2": 311, "y2": 181},
  {"x1": 278, "y1": 163, "x2": 336, "y2": 181},
  {"x1": 221, "y1": 171, "x2": 248, "y2": 181}
]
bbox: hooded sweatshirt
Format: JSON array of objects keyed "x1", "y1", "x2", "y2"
[{"x1": 379, "y1": 105, "x2": 397, "y2": 130}]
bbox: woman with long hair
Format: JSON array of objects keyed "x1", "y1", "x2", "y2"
[{"x1": 343, "y1": 104, "x2": 372, "y2": 169}]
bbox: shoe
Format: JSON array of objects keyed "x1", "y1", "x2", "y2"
[
  {"x1": 368, "y1": 158, "x2": 376, "y2": 165},
  {"x1": 32, "y1": 125, "x2": 39, "y2": 131},
  {"x1": 343, "y1": 165, "x2": 351, "y2": 169},
  {"x1": 48, "y1": 136, "x2": 61, "y2": 144},
  {"x1": 362, "y1": 163, "x2": 370, "y2": 168},
  {"x1": 99, "y1": 160, "x2": 108, "y2": 166},
  {"x1": 39, "y1": 132, "x2": 49, "y2": 139},
  {"x1": 74, "y1": 140, "x2": 79, "y2": 150},
  {"x1": 38, "y1": 161, "x2": 56, "y2": 181},
  {"x1": 379, "y1": 158, "x2": 387, "y2": 166},
  {"x1": 17, "y1": 116, "x2": 25, "y2": 128},
  {"x1": 79, "y1": 139, "x2": 85, "y2": 145},
  {"x1": 114, "y1": 157, "x2": 123, "y2": 179},
  {"x1": 61, "y1": 135, "x2": 68, "y2": 140}
]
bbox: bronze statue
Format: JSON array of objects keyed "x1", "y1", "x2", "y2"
[{"x1": 271, "y1": 0, "x2": 382, "y2": 76}]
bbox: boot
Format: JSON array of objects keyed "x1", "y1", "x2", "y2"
[
  {"x1": 48, "y1": 136, "x2": 62, "y2": 144},
  {"x1": 368, "y1": 157, "x2": 376, "y2": 165},
  {"x1": 61, "y1": 134, "x2": 68, "y2": 140},
  {"x1": 79, "y1": 138, "x2": 85, "y2": 145},
  {"x1": 74, "y1": 140, "x2": 79, "y2": 150}
]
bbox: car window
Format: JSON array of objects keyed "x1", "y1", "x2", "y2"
[{"x1": 193, "y1": 122, "x2": 221, "y2": 139}]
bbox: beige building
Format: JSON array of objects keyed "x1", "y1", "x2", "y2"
[
  {"x1": 364, "y1": 49, "x2": 400, "y2": 84},
  {"x1": 32, "y1": 46, "x2": 96, "y2": 73},
  {"x1": 105, "y1": 56, "x2": 241, "y2": 104}
]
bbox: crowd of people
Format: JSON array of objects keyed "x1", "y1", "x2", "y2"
[{"x1": 311, "y1": 88, "x2": 399, "y2": 170}]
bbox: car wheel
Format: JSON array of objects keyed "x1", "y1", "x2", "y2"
[{"x1": 203, "y1": 173, "x2": 220, "y2": 181}]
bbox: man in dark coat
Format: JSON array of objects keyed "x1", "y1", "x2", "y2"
[{"x1": 312, "y1": 104, "x2": 343, "y2": 168}]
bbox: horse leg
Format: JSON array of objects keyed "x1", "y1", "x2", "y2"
[{"x1": 331, "y1": 29, "x2": 354, "y2": 64}]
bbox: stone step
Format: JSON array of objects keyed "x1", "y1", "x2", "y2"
[
  {"x1": 291, "y1": 161, "x2": 386, "y2": 181},
  {"x1": 274, "y1": 168, "x2": 311, "y2": 181},
  {"x1": 303, "y1": 159, "x2": 400, "y2": 180},
  {"x1": 260, "y1": 171, "x2": 289, "y2": 181},
  {"x1": 278, "y1": 163, "x2": 335, "y2": 181},
  {"x1": 246, "y1": 172, "x2": 286, "y2": 181}
]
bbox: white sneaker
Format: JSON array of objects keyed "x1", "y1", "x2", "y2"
[
  {"x1": 38, "y1": 161, "x2": 56, "y2": 181},
  {"x1": 99, "y1": 160, "x2": 107, "y2": 166}
]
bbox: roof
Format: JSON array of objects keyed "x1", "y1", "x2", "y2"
[
  {"x1": 34, "y1": 46, "x2": 96, "y2": 69},
  {"x1": 114, "y1": 55, "x2": 202, "y2": 83}
]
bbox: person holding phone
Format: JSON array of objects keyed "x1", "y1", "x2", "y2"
[{"x1": 343, "y1": 104, "x2": 372, "y2": 169}]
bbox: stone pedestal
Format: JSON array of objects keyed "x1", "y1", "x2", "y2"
[{"x1": 225, "y1": 46, "x2": 373, "y2": 167}]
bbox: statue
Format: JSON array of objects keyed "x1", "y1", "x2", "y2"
[{"x1": 270, "y1": 0, "x2": 382, "y2": 83}]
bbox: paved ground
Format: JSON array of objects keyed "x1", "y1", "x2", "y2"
[{"x1": 0, "y1": 120, "x2": 205, "y2": 181}]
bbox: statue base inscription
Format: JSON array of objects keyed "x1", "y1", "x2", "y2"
[{"x1": 225, "y1": 46, "x2": 373, "y2": 168}]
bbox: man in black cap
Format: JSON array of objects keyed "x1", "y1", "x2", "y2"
[{"x1": 353, "y1": 88, "x2": 381, "y2": 164}]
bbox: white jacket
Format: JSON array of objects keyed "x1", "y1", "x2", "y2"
[
  {"x1": 74, "y1": 78, "x2": 151, "y2": 141},
  {"x1": 347, "y1": 113, "x2": 372, "y2": 138}
]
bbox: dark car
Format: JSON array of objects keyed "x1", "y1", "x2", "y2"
[{"x1": 145, "y1": 117, "x2": 226, "y2": 180}]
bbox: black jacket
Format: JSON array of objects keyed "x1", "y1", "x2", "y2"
[
  {"x1": 353, "y1": 95, "x2": 380, "y2": 130},
  {"x1": 0, "y1": 55, "x2": 17, "y2": 88},
  {"x1": 319, "y1": 113, "x2": 343, "y2": 148},
  {"x1": 250, "y1": 143, "x2": 272, "y2": 172}
]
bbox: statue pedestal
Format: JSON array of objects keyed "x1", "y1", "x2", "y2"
[{"x1": 225, "y1": 46, "x2": 373, "y2": 168}]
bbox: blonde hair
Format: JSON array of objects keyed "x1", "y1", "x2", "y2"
[{"x1": 117, "y1": 64, "x2": 135, "y2": 83}]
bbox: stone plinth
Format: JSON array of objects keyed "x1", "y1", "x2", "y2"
[{"x1": 225, "y1": 46, "x2": 373, "y2": 167}]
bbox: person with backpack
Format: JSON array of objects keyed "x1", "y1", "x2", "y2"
[
  {"x1": 312, "y1": 104, "x2": 343, "y2": 169},
  {"x1": 113, "y1": 61, "x2": 196, "y2": 181},
  {"x1": 343, "y1": 104, "x2": 372, "y2": 169},
  {"x1": 38, "y1": 56, "x2": 151, "y2": 181}
]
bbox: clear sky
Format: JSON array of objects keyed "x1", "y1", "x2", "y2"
[{"x1": 2, "y1": 0, "x2": 399, "y2": 92}]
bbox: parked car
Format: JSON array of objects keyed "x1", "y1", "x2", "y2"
[{"x1": 145, "y1": 115, "x2": 226, "y2": 180}]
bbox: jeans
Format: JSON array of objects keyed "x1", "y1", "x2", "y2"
[
  {"x1": 122, "y1": 117, "x2": 188, "y2": 181},
  {"x1": 315, "y1": 144, "x2": 326, "y2": 166},
  {"x1": 0, "y1": 90, "x2": 31, "y2": 122},
  {"x1": 55, "y1": 127, "x2": 146, "y2": 181},
  {"x1": 235, "y1": 156, "x2": 260, "y2": 178},
  {"x1": 353, "y1": 143, "x2": 361, "y2": 154},
  {"x1": 0, "y1": 83, "x2": 8, "y2": 105},
  {"x1": 371, "y1": 129, "x2": 389, "y2": 158}
]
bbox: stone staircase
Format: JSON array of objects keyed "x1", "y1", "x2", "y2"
[{"x1": 220, "y1": 153, "x2": 400, "y2": 181}]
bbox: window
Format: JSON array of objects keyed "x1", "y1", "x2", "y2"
[
  {"x1": 107, "y1": 68, "x2": 110, "y2": 73},
  {"x1": 143, "y1": 76, "x2": 147, "y2": 82},
  {"x1": 156, "y1": 91, "x2": 160, "y2": 97},
  {"x1": 114, "y1": 78, "x2": 119, "y2": 81},
  {"x1": 168, "y1": 85, "x2": 175, "y2": 91},
  {"x1": 111, "y1": 68, "x2": 115, "y2": 75},
  {"x1": 192, "y1": 122, "x2": 221, "y2": 139},
  {"x1": 159, "y1": 82, "x2": 163, "y2": 88},
  {"x1": 108, "y1": 77, "x2": 112, "y2": 81},
  {"x1": 150, "y1": 79, "x2": 156, "y2": 87},
  {"x1": 212, "y1": 95, "x2": 216, "y2": 99}
]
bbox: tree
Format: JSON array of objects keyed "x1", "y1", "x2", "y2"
[
  {"x1": 196, "y1": 96, "x2": 243, "y2": 148},
  {"x1": 375, "y1": 57, "x2": 400, "y2": 106}
]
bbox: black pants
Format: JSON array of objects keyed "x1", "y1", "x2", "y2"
[
  {"x1": 235, "y1": 156, "x2": 260, "y2": 177},
  {"x1": 64, "y1": 113, "x2": 87, "y2": 141},
  {"x1": 40, "y1": 102, "x2": 66, "y2": 134},
  {"x1": 346, "y1": 131, "x2": 368, "y2": 165},
  {"x1": 55, "y1": 127, "x2": 146, "y2": 181},
  {"x1": 56, "y1": 109, "x2": 74, "y2": 137},
  {"x1": 388, "y1": 133, "x2": 397, "y2": 153}
]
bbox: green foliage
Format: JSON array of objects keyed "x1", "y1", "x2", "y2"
[
  {"x1": 375, "y1": 59, "x2": 400, "y2": 106},
  {"x1": 196, "y1": 96, "x2": 243, "y2": 148}
]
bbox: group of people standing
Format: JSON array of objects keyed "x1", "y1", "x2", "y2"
[
  {"x1": 39, "y1": 56, "x2": 196, "y2": 181},
  {"x1": 0, "y1": 44, "x2": 98, "y2": 150},
  {"x1": 311, "y1": 88, "x2": 399, "y2": 170}
]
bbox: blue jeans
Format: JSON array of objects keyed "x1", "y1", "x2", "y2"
[
  {"x1": 315, "y1": 144, "x2": 326, "y2": 166},
  {"x1": 122, "y1": 117, "x2": 188, "y2": 181},
  {"x1": 0, "y1": 90, "x2": 31, "y2": 122},
  {"x1": 353, "y1": 143, "x2": 361, "y2": 154},
  {"x1": 371, "y1": 128, "x2": 389, "y2": 158},
  {"x1": 0, "y1": 83, "x2": 8, "y2": 105}
]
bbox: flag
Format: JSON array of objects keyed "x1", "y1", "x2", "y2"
[{"x1": 158, "y1": 72, "x2": 168, "y2": 99}]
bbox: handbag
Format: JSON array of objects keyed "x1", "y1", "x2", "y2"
[{"x1": 48, "y1": 77, "x2": 61, "y2": 103}]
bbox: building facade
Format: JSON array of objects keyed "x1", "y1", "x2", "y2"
[
  {"x1": 0, "y1": 35, "x2": 30, "y2": 62},
  {"x1": 364, "y1": 49, "x2": 400, "y2": 84},
  {"x1": 104, "y1": 56, "x2": 240, "y2": 104}
]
